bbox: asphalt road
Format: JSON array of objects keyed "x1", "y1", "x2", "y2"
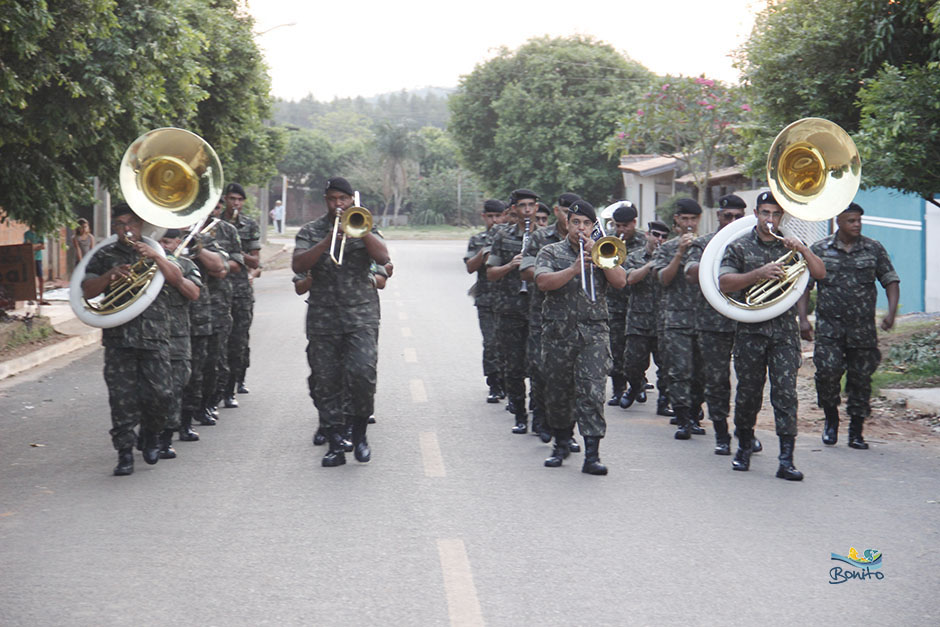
[{"x1": 1, "y1": 240, "x2": 938, "y2": 626}]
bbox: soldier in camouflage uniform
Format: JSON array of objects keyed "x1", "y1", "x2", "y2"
[
  {"x1": 201, "y1": 203, "x2": 244, "y2": 424},
  {"x1": 81, "y1": 204, "x2": 184, "y2": 476},
  {"x1": 293, "y1": 177, "x2": 390, "y2": 467},
  {"x1": 534, "y1": 200, "x2": 626, "y2": 475},
  {"x1": 534, "y1": 202, "x2": 551, "y2": 229},
  {"x1": 719, "y1": 191, "x2": 826, "y2": 481},
  {"x1": 521, "y1": 192, "x2": 580, "y2": 444},
  {"x1": 155, "y1": 229, "x2": 203, "y2": 458},
  {"x1": 652, "y1": 198, "x2": 706, "y2": 440},
  {"x1": 464, "y1": 199, "x2": 506, "y2": 402},
  {"x1": 486, "y1": 189, "x2": 537, "y2": 434},
  {"x1": 799, "y1": 203, "x2": 900, "y2": 450},
  {"x1": 180, "y1": 230, "x2": 227, "y2": 441},
  {"x1": 220, "y1": 183, "x2": 261, "y2": 408},
  {"x1": 622, "y1": 221, "x2": 670, "y2": 411},
  {"x1": 684, "y1": 194, "x2": 746, "y2": 455},
  {"x1": 605, "y1": 201, "x2": 647, "y2": 406}
]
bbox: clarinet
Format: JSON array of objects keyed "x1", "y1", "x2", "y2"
[{"x1": 519, "y1": 218, "x2": 531, "y2": 294}]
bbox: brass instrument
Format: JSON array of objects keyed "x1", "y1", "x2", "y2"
[
  {"x1": 330, "y1": 191, "x2": 373, "y2": 265},
  {"x1": 581, "y1": 220, "x2": 628, "y2": 301}
]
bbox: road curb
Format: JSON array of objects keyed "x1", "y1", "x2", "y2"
[
  {"x1": 0, "y1": 329, "x2": 100, "y2": 381},
  {"x1": 880, "y1": 389, "x2": 940, "y2": 415}
]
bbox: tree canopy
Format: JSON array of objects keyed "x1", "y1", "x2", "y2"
[{"x1": 449, "y1": 35, "x2": 651, "y2": 205}]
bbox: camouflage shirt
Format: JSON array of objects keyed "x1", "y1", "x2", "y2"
[
  {"x1": 208, "y1": 220, "x2": 243, "y2": 317},
  {"x1": 624, "y1": 246, "x2": 661, "y2": 336},
  {"x1": 607, "y1": 231, "x2": 648, "y2": 314},
  {"x1": 486, "y1": 222, "x2": 532, "y2": 317},
  {"x1": 521, "y1": 223, "x2": 565, "y2": 323},
  {"x1": 162, "y1": 255, "x2": 203, "y2": 360},
  {"x1": 464, "y1": 228, "x2": 497, "y2": 308},
  {"x1": 719, "y1": 228, "x2": 798, "y2": 337},
  {"x1": 652, "y1": 236, "x2": 697, "y2": 330},
  {"x1": 809, "y1": 232, "x2": 899, "y2": 322},
  {"x1": 84, "y1": 239, "x2": 170, "y2": 350},
  {"x1": 189, "y1": 253, "x2": 214, "y2": 337},
  {"x1": 225, "y1": 213, "x2": 260, "y2": 300},
  {"x1": 295, "y1": 214, "x2": 383, "y2": 335},
  {"x1": 534, "y1": 239, "x2": 612, "y2": 324},
  {"x1": 686, "y1": 231, "x2": 736, "y2": 333}
]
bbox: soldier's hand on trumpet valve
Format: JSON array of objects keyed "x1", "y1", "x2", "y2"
[
  {"x1": 755, "y1": 261, "x2": 785, "y2": 281},
  {"x1": 108, "y1": 264, "x2": 133, "y2": 283}
]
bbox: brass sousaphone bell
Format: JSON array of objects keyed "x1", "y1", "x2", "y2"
[{"x1": 69, "y1": 128, "x2": 223, "y2": 328}]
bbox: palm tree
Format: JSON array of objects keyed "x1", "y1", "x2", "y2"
[{"x1": 374, "y1": 122, "x2": 418, "y2": 226}]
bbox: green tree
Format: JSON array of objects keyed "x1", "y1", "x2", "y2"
[
  {"x1": 374, "y1": 122, "x2": 419, "y2": 225},
  {"x1": 449, "y1": 35, "x2": 651, "y2": 205},
  {"x1": 278, "y1": 128, "x2": 336, "y2": 192},
  {"x1": 410, "y1": 167, "x2": 483, "y2": 226},
  {"x1": 416, "y1": 127, "x2": 459, "y2": 175},
  {"x1": 608, "y1": 75, "x2": 747, "y2": 207}
]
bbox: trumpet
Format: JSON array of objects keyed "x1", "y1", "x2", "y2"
[{"x1": 330, "y1": 191, "x2": 373, "y2": 265}]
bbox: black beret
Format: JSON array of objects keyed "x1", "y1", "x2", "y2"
[
  {"x1": 567, "y1": 199, "x2": 596, "y2": 223},
  {"x1": 756, "y1": 191, "x2": 780, "y2": 208},
  {"x1": 510, "y1": 188, "x2": 539, "y2": 204},
  {"x1": 842, "y1": 202, "x2": 864, "y2": 215},
  {"x1": 536, "y1": 202, "x2": 551, "y2": 214},
  {"x1": 483, "y1": 199, "x2": 505, "y2": 213},
  {"x1": 557, "y1": 192, "x2": 581, "y2": 208},
  {"x1": 112, "y1": 203, "x2": 134, "y2": 218},
  {"x1": 718, "y1": 194, "x2": 747, "y2": 210},
  {"x1": 675, "y1": 198, "x2": 702, "y2": 215},
  {"x1": 648, "y1": 220, "x2": 670, "y2": 234},
  {"x1": 612, "y1": 201, "x2": 638, "y2": 224},
  {"x1": 224, "y1": 182, "x2": 246, "y2": 198},
  {"x1": 325, "y1": 176, "x2": 354, "y2": 196},
  {"x1": 163, "y1": 228, "x2": 183, "y2": 239}
]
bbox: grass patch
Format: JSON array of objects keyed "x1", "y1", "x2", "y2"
[
  {"x1": 1, "y1": 316, "x2": 55, "y2": 351},
  {"x1": 873, "y1": 328, "x2": 940, "y2": 392}
]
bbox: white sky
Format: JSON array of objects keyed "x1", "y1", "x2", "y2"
[{"x1": 246, "y1": 0, "x2": 764, "y2": 102}]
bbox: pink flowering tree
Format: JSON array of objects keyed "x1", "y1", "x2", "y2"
[{"x1": 607, "y1": 75, "x2": 749, "y2": 207}]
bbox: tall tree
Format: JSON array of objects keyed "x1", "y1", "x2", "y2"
[
  {"x1": 374, "y1": 122, "x2": 418, "y2": 225},
  {"x1": 449, "y1": 35, "x2": 651, "y2": 205}
]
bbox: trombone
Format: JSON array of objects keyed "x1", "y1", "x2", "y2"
[
  {"x1": 329, "y1": 191, "x2": 373, "y2": 265},
  {"x1": 580, "y1": 220, "x2": 628, "y2": 302}
]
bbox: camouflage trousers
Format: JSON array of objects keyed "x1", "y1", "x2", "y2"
[
  {"x1": 476, "y1": 306, "x2": 501, "y2": 379},
  {"x1": 306, "y1": 326, "x2": 377, "y2": 428},
  {"x1": 226, "y1": 297, "x2": 253, "y2": 390},
  {"x1": 696, "y1": 330, "x2": 734, "y2": 422},
  {"x1": 103, "y1": 346, "x2": 173, "y2": 450},
  {"x1": 541, "y1": 319, "x2": 610, "y2": 437},
  {"x1": 623, "y1": 332, "x2": 667, "y2": 396},
  {"x1": 661, "y1": 327, "x2": 704, "y2": 412},
  {"x1": 182, "y1": 334, "x2": 211, "y2": 415},
  {"x1": 814, "y1": 335, "x2": 881, "y2": 419},
  {"x1": 608, "y1": 309, "x2": 627, "y2": 381},
  {"x1": 526, "y1": 314, "x2": 545, "y2": 416},
  {"x1": 733, "y1": 331, "x2": 801, "y2": 438},
  {"x1": 496, "y1": 314, "x2": 529, "y2": 411},
  {"x1": 203, "y1": 327, "x2": 230, "y2": 406},
  {"x1": 165, "y1": 357, "x2": 192, "y2": 430}
]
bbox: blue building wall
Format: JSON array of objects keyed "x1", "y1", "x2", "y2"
[{"x1": 852, "y1": 187, "x2": 924, "y2": 313}]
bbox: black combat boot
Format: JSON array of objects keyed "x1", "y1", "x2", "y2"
[
  {"x1": 194, "y1": 406, "x2": 217, "y2": 426},
  {"x1": 321, "y1": 428, "x2": 347, "y2": 467},
  {"x1": 608, "y1": 375, "x2": 626, "y2": 406},
  {"x1": 752, "y1": 437, "x2": 763, "y2": 453},
  {"x1": 486, "y1": 376, "x2": 501, "y2": 403},
  {"x1": 690, "y1": 407, "x2": 706, "y2": 435},
  {"x1": 619, "y1": 386, "x2": 638, "y2": 409},
  {"x1": 496, "y1": 378, "x2": 507, "y2": 399},
  {"x1": 713, "y1": 419, "x2": 731, "y2": 455},
  {"x1": 139, "y1": 429, "x2": 160, "y2": 465},
  {"x1": 673, "y1": 407, "x2": 692, "y2": 440},
  {"x1": 544, "y1": 429, "x2": 571, "y2": 467},
  {"x1": 657, "y1": 396, "x2": 675, "y2": 417},
  {"x1": 848, "y1": 416, "x2": 869, "y2": 449},
  {"x1": 312, "y1": 427, "x2": 327, "y2": 446},
  {"x1": 351, "y1": 417, "x2": 371, "y2": 463},
  {"x1": 532, "y1": 409, "x2": 552, "y2": 443},
  {"x1": 581, "y1": 436, "x2": 608, "y2": 475},
  {"x1": 236, "y1": 371, "x2": 250, "y2": 394},
  {"x1": 568, "y1": 436, "x2": 581, "y2": 453},
  {"x1": 636, "y1": 388, "x2": 647, "y2": 403},
  {"x1": 158, "y1": 429, "x2": 177, "y2": 459},
  {"x1": 732, "y1": 431, "x2": 753, "y2": 471},
  {"x1": 775, "y1": 435, "x2": 804, "y2": 481},
  {"x1": 822, "y1": 406, "x2": 839, "y2": 445},
  {"x1": 511, "y1": 407, "x2": 528, "y2": 434},
  {"x1": 113, "y1": 448, "x2": 134, "y2": 476},
  {"x1": 178, "y1": 411, "x2": 200, "y2": 441}
]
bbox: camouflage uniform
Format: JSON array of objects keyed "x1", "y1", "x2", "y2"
[
  {"x1": 486, "y1": 223, "x2": 531, "y2": 414},
  {"x1": 687, "y1": 232, "x2": 736, "y2": 422},
  {"x1": 162, "y1": 255, "x2": 202, "y2": 430},
  {"x1": 182, "y1": 247, "x2": 217, "y2": 419},
  {"x1": 534, "y1": 239, "x2": 612, "y2": 436},
  {"x1": 623, "y1": 247, "x2": 667, "y2": 398},
  {"x1": 652, "y1": 237, "x2": 704, "y2": 415},
  {"x1": 85, "y1": 240, "x2": 173, "y2": 450},
  {"x1": 225, "y1": 213, "x2": 261, "y2": 394},
  {"x1": 203, "y1": 220, "x2": 243, "y2": 407},
  {"x1": 607, "y1": 232, "x2": 648, "y2": 395},
  {"x1": 464, "y1": 228, "x2": 501, "y2": 382},
  {"x1": 520, "y1": 223, "x2": 565, "y2": 421},
  {"x1": 809, "y1": 233, "x2": 899, "y2": 418},
  {"x1": 296, "y1": 215, "x2": 382, "y2": 429},
  {"x1": 719, "y1": 229, "x2": 801, "y2": 438}
]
